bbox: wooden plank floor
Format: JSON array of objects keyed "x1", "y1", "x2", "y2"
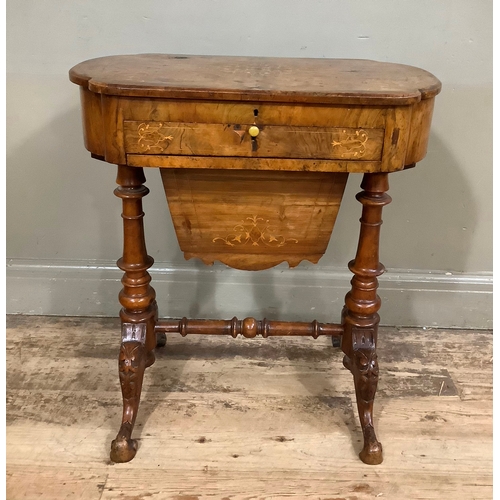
[{"x1": 6, "y1": 316, "x2": 492, "y2": 499}]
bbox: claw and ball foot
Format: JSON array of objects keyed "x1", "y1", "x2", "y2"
[
  {"x1": 156, "y1": 331, "x2": 167, "y2": 348},
  {"x1": 331, "y1": 335, "x2": 342, "y2": 348},
  {"x1": 110, "y1": 422, "x2": 138, "y2": 463},
  {"x1": 359, "y1": 426, "x2": 383, "y2": 465}
]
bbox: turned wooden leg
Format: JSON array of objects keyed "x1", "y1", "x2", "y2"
[
  {"x1": 110, "y1": 165, "x2": 157, "y2": 463},
  {"x1": 342, "y1": 173, "x2": 391, "y2": 465}
]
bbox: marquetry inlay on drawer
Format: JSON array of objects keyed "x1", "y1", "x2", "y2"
[{"x1": 123, "y1": 121, "x2": 384, "y2": 161}]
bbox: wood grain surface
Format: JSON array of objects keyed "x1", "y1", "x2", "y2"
[
  {"x1": 7, "y1": 316, "x2": 492, "y2": 499},
  {"x1": 114, "y1": 99, "x2": 389, "y2": 128},
  {"x1": 69, "y1": 54, "x2": 441, "y2": 105},
  {"x1": 124, "y1": 121, "x2": 384, "y2": 160},
  {"x1": 160, "y1": 169, "x2": 348, "y2": 270},
  {"x1": 127, "y1": 154, "x2": 383, "y2": 173},
  {"x1": 73, "y1": 58, "x2": 439, "y2": 172}
]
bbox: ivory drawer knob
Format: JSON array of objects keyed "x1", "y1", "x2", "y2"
[{"x1": 248, "y1": 125, "x2": 260, "y2": 137}]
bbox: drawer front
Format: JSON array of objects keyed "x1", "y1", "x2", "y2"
[{"x1": 124, "y1": 121, "x2": 384, "y2": 161}]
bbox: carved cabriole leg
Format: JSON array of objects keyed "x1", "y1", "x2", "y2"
[
  {"x1": 342, "y1": 172, "x2": 391, "y2": 465},
  {"x1": 110, "y1": 165, "x2": 157, "y2": 463}
]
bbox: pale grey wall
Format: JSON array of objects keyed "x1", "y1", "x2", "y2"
[{"x1": 7, "y1": 1, "x2": 492, "y2": 327}]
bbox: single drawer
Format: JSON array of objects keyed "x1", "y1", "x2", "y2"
[{"x1": 124, "y1": 120, "x2": 384, "y2": 161}]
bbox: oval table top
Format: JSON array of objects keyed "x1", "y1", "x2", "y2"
[{"x1": 69, "y1": 54, "x2": 441, "y2": 106}]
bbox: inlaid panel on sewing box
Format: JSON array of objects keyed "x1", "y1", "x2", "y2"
[{"x1": 160, "y1": 168, "x2": 349, "y2": 271}]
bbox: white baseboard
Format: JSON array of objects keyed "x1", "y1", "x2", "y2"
[{"x1": 6, "y1": 259, "x2": 492, "y2": 329}]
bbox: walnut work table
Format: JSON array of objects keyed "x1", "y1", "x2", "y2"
[{"x1": 69, "y1": 54, "x2": 441, "y2": 465}]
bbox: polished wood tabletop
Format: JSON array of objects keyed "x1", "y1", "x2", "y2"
[
  {"x1": 70, "y1": 54, "x2": 440, "y2": 466},
  {"x1": 70, "y1": 54, "x2": 441, "y2": 104}
]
